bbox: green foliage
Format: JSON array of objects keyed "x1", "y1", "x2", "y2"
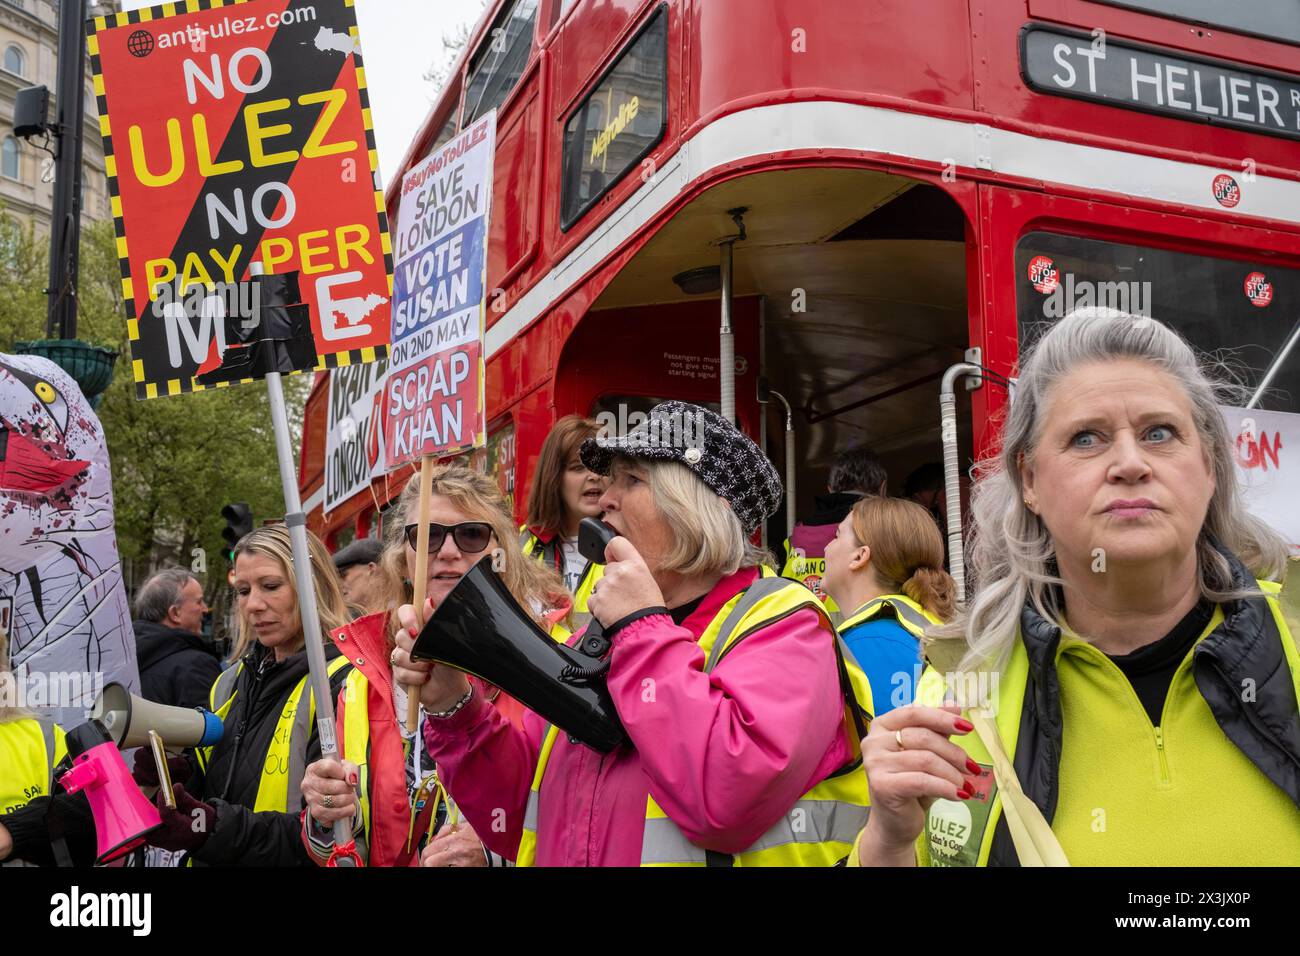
[{"x1": 0, "y1": 214, "x2": 310, "y2": 590}]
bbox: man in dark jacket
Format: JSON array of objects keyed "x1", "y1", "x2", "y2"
[
  {"x1": 332, "y1": 537, "x2": 385, "y2": 618},
  {"x1": 133, "y1": 569, "x2": 222, "y2": 710}
]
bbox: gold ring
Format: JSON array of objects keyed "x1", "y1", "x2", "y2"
[
  {"x1": 322, "y1": 793, "x2": 334, "y2": 809},
  {"x1": 895, "y1": 729, "x2": 906, "y2": 751},
  {"x1": 390, "y1": 652, "x2": 399, "y2": 667}
]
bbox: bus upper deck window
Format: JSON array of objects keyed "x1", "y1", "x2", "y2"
[
  {"x1": 1094, "y1": 0, "x2": 1300, "y2": 47},
  {"x1": 431, "y1": 112, "x2": 458, "y2": 151},
  {"x1": 464, "y1": 0, "x2": 540, "y2": 124}
]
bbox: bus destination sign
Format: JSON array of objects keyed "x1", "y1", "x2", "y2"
[{"x1": 1022, "y1": 26, "x2": 1300, "y2": 142}]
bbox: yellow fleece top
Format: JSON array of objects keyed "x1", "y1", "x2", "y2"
[
  {"x1": 904, "y1": 605, "x2": 1300, "y2": 866},
  {"x1": 1051, "y1": 611, "x2": 1300, "y2": 865}
]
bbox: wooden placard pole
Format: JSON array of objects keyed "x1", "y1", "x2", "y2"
[{"x1": 406, "y1": 455, "x2": 435, "y2": 733}]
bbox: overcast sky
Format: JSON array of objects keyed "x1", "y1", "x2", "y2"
[{"x1": 118, "y1": 0, "x2": 491, "y2": 187}]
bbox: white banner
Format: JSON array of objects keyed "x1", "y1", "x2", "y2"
[
  {"x1": 325, "y1": 357, "x2": 389, "y2": 514},
  {"x1": 1221, "y1": 404, "x2": 1300, "y2": 552}
]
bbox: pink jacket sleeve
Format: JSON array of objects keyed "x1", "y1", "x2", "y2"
[
  {"x1": 421, "y1": 693, "x2": 545, "y2": 861},
  {"x1": 606, "y1": 606, "x2": 846, "y2": 854}
]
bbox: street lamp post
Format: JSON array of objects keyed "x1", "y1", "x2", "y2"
[{"x1": 44, "y1": 0, "x2": 89, "y2": 340}]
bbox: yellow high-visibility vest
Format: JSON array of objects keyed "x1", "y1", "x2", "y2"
[
  {"x1": 520, "y1": 526, "x2": 604, "y2": 632},
  {"x1": 197, "y1": 655, "x2": 351, "y2": 813},
  {"x1": 839, "y1": 593, "x2": 938, "y2": 639},
  {"x1": 339, "y1": 668, "x2": 378, "y2": 864},
  {"x1": 517, "y1": 570, "x2": 873, "y2": 866},
  {"x1": 0, "y1": 717, "x2": 67, "y2": 815},
  {"x1": 913, "y1": 581, "x2": 1300, "y2": 866}
]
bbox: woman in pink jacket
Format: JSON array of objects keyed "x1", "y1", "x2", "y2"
[{"x1": 393, "y1": 402, "x2": 871, "y2": 867}]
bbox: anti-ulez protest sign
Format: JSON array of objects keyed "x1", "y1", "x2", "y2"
[
  {"x1": 385, "y1": 111, "x2": 495, "y2": 466},
  {"x1": 89, "y1": 0, "x2": 393, "y2": 400},
  {"x1": 324, "y1": 357, "x2": 387, "y2": 513}
]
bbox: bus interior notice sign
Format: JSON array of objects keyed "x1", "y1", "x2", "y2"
[{"x1": 1021, "y1": 25, "x2": 1300, "y2": 141}]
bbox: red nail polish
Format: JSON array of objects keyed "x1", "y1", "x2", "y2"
[
  {"x1": 957, "y1": 788, "x2": 973, "y2": 800},
  {"x1": 954, "y1": 718, "x2": 974, "y2": 733},
  {"x1": 965, "y1": 758, "x2": 981, "y2": 775}
]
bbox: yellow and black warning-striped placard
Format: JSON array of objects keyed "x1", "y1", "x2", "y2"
[{"x1": 88, "y1": 0, "x2": 391, "y2": 400}]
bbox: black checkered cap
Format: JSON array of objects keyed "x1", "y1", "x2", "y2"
[{"x1": 580, "y1": 401, "x2": 782, "y2": 535}]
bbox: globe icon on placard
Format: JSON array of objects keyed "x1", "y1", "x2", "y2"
[{"x1": 127, "y1": 30, "x2": 154, "y2": 58}]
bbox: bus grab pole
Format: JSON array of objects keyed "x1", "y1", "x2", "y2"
[
  {"x1": 716, "y1": 208, "x2": 747, "y2": 425},
  {"x1": 769, "y1": 390, "x2": 796, "y2": 539},
  {"x1": 1247, "y1": 316, "x2": 1300, "y2": 410},
  {"x1": 719, "y1": 237, "x2": 736, "y2": 424},
  {"x1": 940, "y1": 363, "x2": 981, "y2": 608}
]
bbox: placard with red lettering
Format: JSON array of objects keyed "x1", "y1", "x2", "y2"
[
  {"x1": 1221, "y1": 404, "x2": 1299, "y2": 552},
  {"x1": 384, "y1": 111, "x2": 494, "y2": 465},
  {"x1": 89, "y1": 0, "x2": 393, "y2": 400},
  {"x1": 384, "y1": 342, "x2": 481, "y2": 466}
]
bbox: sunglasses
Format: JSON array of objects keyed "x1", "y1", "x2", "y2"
[{"x1": 403, "y1": 521, "x2": 493, "y2": 554}]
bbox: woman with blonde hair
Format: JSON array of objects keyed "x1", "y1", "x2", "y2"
[
  {"x1": 129, "y1": 525, "x2": 356, "y2": 866},
  {"x1": 822, "y1": 495, "x2": 956, "y2": 716},
  {"x1": 392, "y1": 403, "x2": 873, "y2": 866},
  {"x1": 300, "y1": 466, "x2": 572, "y2": 867},
  {"x1": 853, "y1": 309, "x2": 1298, "y2": 867}
]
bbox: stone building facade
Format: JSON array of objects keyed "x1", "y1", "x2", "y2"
[{"x1": 0, "y1": 0, "x2": 120, "y2": 230}]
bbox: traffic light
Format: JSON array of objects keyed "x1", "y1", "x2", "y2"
[{"x1": 221, "y1": 503, "x2": 254, "y2": 561}]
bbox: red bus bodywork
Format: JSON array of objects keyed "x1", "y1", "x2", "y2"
[{"x1": 302, "y1": 0, "x2": 1300, "y2": 546}]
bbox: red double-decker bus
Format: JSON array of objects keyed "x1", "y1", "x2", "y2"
[{"x1": 301, "y1": 0, "x2": 1300, "y2": 556}]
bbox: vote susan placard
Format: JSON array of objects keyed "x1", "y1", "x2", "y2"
[
  {"x1": 385, "y1": 111, "x2": 495, "y2": 466},
  {"x1": 89, "y1": 0, "x2": 393, "y2": 400}
]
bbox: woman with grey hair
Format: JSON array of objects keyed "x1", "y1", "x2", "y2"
[
  {"x1": 393, "y1": 402, "x2": 873, "y2": 866},
  {"x1": 852, "y1": 309, "x2": 1299, "y2": 867}
]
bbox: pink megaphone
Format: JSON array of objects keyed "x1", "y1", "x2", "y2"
[{"x1": 58, "y1": 721, "x2": 162, "y2": 864}]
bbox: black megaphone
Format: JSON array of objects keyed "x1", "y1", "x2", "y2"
[{"x1": 411, "y1": 556, "x2": 628, "y2": 754}]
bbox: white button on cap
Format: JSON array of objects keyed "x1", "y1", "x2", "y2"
[{"x1": 684, "y1": 447, "x2": 702, "y2": 464}]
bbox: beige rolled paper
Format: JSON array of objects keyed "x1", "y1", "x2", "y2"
[
  {"x1": 1280, "y1": 557, "x2": 1300, "y2": 642},
  {"x1": 923, "y1": 635, "x2": 1069, "y2": 867}
]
